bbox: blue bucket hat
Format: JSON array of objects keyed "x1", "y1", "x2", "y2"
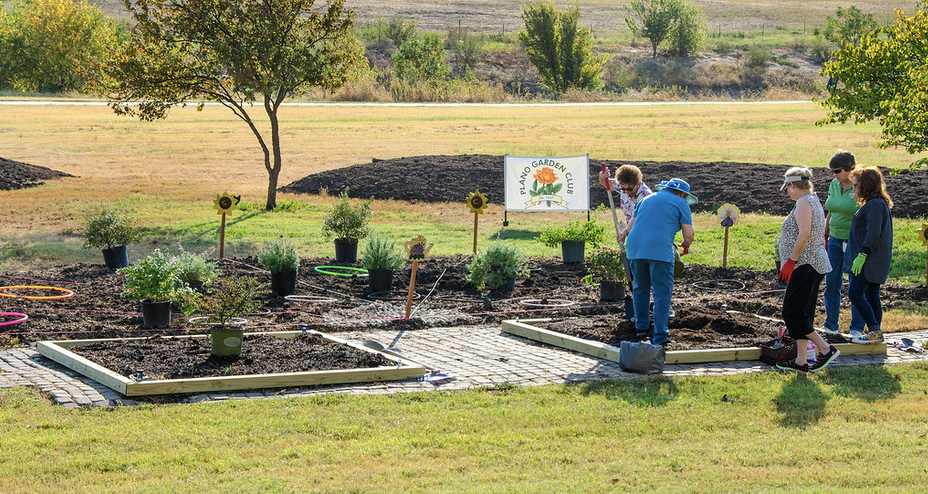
[{"x1": 655, "y1": 178, "x2": 698, "y2": 205}]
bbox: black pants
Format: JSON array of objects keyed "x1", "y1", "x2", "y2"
[{"x1": 782, "y1": 264, "x2": 825, "y2": 341}]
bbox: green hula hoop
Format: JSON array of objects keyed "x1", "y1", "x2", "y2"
[{"x1": 314, "y1": 266, "x2": 369, "y2": 277}]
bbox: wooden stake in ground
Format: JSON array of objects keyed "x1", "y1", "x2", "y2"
[
  {"x1": 213, "y1": 192, "x2": 241, "y2": 259},
  {"x1": 918, "y1": 224, "x2": 928, "y2": 285},
  {"x1": 403, "y1": 234, "x2": 433, "y2": 319},
  {"x1": 466, "y1": 191, "x2": 489, "y2": 254},
  {"x1": 718, "y1": 203, "x2": 740, "y2": 268}
]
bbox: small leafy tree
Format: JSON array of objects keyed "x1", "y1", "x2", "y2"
[
  {"x1": 85, "y1": 0, "x2": 359, "y2": 210},
  {"x1": 519, "y1": 0, "x2": 606, "y2": 93},
  {"x1": 818, "y1": 2, "x2": 928, "y2": 169},
  {"x1": 626, "y1": 0, "x2": 703, "y2": 58},
  {"x1": 447, "y1": 26, "x2": 486, "y2": 73},
  {"x1": 666, "y1": 0, "x2": 705, "y2": 57},
  {"x1": 817, "y1": 5, "x2": 881, "y2": 48},
  {"x1": 625, "y1": 0, "x2": 676, "y2": 58},
  {"x1": 0, "y1": 0, "x2": 127, "y2": 92},
  {"x1": 392, "y1": 33, "x2": 451, "y2": 83}
]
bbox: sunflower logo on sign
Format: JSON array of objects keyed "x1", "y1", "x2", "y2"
[
  {"x1": 528, "y1": 166, "x2": 567, "y2": 208},
  {"x1": 467, "y1": 190, "x2": 489, "y2": 214},
  {"x1": 213, "y1": 192, "x2": 241, "y2": 214}
]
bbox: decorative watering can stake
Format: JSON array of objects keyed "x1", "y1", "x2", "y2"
[
  {"x1": 213, "y1": 192, "x2": 241, "y2": 259},
  {"x1": 403, "y1": 234, "x2": 433, "y2": 319},
  {"x1": 466, "y1": 190, "x2": 489, "y2": 254},
  {"x1": 918, "y1": 223, "x2": 928, "y2": 285},
  {"x1": 718, "y1": 203, "x2": 740, "y2": 268}
]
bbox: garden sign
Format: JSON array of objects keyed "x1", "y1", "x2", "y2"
[{"x1": 503, "y1": 155, "x2": 590, "y2": 224}]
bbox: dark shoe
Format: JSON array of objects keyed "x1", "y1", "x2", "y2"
[
  {"x1": 775, "y1": 360, "x2": 810, "y2": 374},
  {"x1": 810, "y1": 345, "x2": 840, "y2": 372}
]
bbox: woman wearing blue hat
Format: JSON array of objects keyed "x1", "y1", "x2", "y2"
[{"x1": 623, "y1": 178, "x2": 695, "y2": 347}]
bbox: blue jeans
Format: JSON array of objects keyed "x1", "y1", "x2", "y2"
[
  {"x1": 630, "y1": 258, "x2": 674, "y2": 346},
  {"x1": 848, "y1": 273, "x2": 882, "y2": 331},
  {"x1": 823, "y1": 238, "x2": 864, "y2": 333}
]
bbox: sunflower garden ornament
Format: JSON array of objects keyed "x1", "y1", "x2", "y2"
[
  {"x1": 466, "y1": 190, "x2": 489, "y2": 253},
  {"x1": 918, "y1": 224, "x2": 928, "y2": 284},
  {"x1": 718, "y1": 203, "x2": 740, "y2": 267},
  {"x1": 213, "y1": 192, "x2": 241, "y2": 258}
]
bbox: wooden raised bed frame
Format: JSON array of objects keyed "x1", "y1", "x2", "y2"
[
  {"x1": 502, "y1": 319, "x2": 887, "y2": 365},
  {"x1": 36, "y1": 330, "x2": 427, "y2": 397}
]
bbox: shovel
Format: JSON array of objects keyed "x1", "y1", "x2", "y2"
[
  {"x1": 361, "y1": 340, "x2": 452, "y2": 382},
  {"x1": 602, "y1": 164, "x2": 634, "y2": 317}
]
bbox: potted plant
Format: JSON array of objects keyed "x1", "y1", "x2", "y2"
[
  {"x1": 81, "y1": 208, "x2": 145, "y2": 269},
  {"x1": 362, "y1": 235, "x2": 406, "y2": 293},
  {"x1": 321, "y1": 187, "x2": 373, "y2": 263},
  {"x1": 537, "y1": 211, "x2": 606, "y2": 264},
  {"x1": 582, "y1": 246, "x2": 628, "y2": 302},
  {"x1": 467, "y1": 242, "x2": 530, "y2": 292},
  {"x1": 193, "y1": 276, "x2": 265, "y2": 356},
  {"x1": 174, "y1": 248, "x2": 219, "y2": 292},
  {"x1": 119, "y1": 250, "x2": 195, "y2": 329},
  {"x1": 258, "y1": 237, "x2": 300, "y2": 296}
]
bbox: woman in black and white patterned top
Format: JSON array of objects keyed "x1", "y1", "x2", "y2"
[{"x1": 775, "y1": 167, "x2": 841, "y2": 373}]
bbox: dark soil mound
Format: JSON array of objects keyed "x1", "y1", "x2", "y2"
[
  {"x1": 281, "y1": 156, "x2": 928, "y2": 218},
  {"x1": 0, "y1": 156, "x2": 74, "y2": 190}
]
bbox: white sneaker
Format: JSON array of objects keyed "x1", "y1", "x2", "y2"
[
  {"x1": 818, "y1": 326, "x2": 840, "y2": 335},
  {"x1": 850, "y1": 330, "x2": 863, "y2": 340}
]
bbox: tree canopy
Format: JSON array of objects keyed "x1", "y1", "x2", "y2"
[
  {"x1": 818, "y1": 2, "x2": 928, "y2": 169},
  {"x1": 86, "y1": 0, "x2": 359, "y2": 209},
  {"x1": 625, "y1": 0, "x2": 704, "y2": 58}
]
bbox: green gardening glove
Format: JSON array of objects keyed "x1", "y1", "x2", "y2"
[{"x1": 851, "y1": 253, "x2": 867, "y2": 275}]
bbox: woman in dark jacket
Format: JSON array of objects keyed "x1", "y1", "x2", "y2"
[{"x1": 844, "y1": 167, "x2": 894, "y2": 344}]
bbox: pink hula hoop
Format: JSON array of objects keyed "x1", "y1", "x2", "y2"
[{"x1": 0, "y1": 312, "x2": 29, "y2": 327}]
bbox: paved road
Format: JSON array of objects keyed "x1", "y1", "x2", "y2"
[{"x1": 2, "y1": 325, "x2": 926, "y2": 408}]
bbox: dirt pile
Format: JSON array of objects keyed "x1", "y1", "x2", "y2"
[
  {"x1": 281, "y1": 156, "x2": 928, "y2": 218},
  {"x1": 0, "y1": 157, "x2": 74, "y2": 190}
]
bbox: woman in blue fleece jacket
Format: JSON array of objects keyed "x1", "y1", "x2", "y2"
[{"x1": 844, "y1": 167, "x2": 894, "y2": 344}]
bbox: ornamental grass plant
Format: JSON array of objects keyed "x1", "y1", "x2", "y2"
[
  {"x1": 257, "y1": 237, "x2": 300, "y2": 273},
  {"x1": 361, "y1": 235, "x2": 406, "y2": 271}
]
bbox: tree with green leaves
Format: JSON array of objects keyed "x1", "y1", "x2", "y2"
[
  {"x1": 625, "y1": 0, "x2": 704, "y2": 58},
  {"x1": 817, "y1": 5, "x2": 881, "y2": 48},
  {"x1": 518, "y1": 1, "x2": 606, "y2": 94},
  {"x1": 85, "y1": 0, "x2": 359, "y2": 210},
  {"x1": 818, "y1": 2, "x2": 928, "y2": 169},
  {"x1": 0, "y1": 0, "x2": 127, "y2": 92},
  {"x1": 392, "y1": 33, "x2": 451, "y2": 83}
]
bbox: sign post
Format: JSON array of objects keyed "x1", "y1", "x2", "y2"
[
  {"x1": 718, "y1": 204, "x2": 740, "y2": 268},
  {"x1": 466, "y1": 190, "x2": 489, "y2": 254}
]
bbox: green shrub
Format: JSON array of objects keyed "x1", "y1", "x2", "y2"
[
  {"x1": 582, "y1": 246, "x2": 627, "y2": 285},
  {"x1": 174, "y1": 249, "x2": 219, "y2": 286},
  {"x1": 392, "y1": 33, "x2": 451, "y2": 83},
  {"x1": 362, "y1": 236, "x2": 406, "y2": 271},
  {"x1": 119, "y1": 250, "x2": 193, "y2": 306},
  {"x1": 321, "y1": 188, "x2": 373, "y2": 242},
  {"x1": 537, "y1": 214, "x2": 606, "y2": 248},
  {"x1": 467, "y1": 242, "x2": 529, "y2": 291},
  {"x1": 194, "y1": 276, "x2": 264, "y2": 328},
  {"x1": 81, "y1": 208, "x2": 144, "y2": 250},
  {"x1": 258, "y1": 237, "x2": 300, "y2": 273}
]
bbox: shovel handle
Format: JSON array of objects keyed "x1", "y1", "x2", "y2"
[{"x1": 601, "y1": 163, "x2": 612, "y2": 191}]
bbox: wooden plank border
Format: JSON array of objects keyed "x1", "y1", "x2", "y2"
[
  {"x1": 36, "y1": 330, "x2": 427, "y2": 397},
  {"x1": 501, "y1": 319, "x2": 887, "y2": 365}
]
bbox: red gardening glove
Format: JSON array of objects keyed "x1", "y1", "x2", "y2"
[
  {"x1": 678, "y1": 242, "x2": 689, "y2": 256},
  {"x1": 824, "y1": 235, "x2": 829, "y2": 249},
  {"x1": 778, "y1": 258, "x2": 796, "y2": 283}
]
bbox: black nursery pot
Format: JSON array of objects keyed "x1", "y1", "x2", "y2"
[
  {"x1": 599, "y1": 280, "x2": 626, "y2": 302},
  {"x1": 367, "y1": 268, "x2": 394, "y2": 293},
  {"x1": 270, "y1": 269, "x2": 297, "y2": 296},
  {"x1": 334, "y1": 239, "x2": 359, "y2": 263},
  {"x1": 140, "y1": 300, "x2": 171, "y2": 329},
  {"x1": 101, "y1": 245, "x2": 129, "y2": 270},
  {"x1": 561, "y1": 240, "x2": 585, "y2": 264}
]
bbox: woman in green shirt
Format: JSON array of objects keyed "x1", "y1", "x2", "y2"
[{"x1": 822, "y1": 151, "x2": 864, "y2": 337}]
